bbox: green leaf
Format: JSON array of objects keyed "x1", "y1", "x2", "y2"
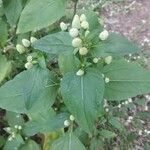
[
  {"x1": 0, "y1": 54, "x2": 11, "y2": 84},
  {"x1": 109, "y1": 117, "x2": 124, "y2": 131},
  {"x1": 19, "y1": 140, "x2": 41, "y2": 150},
  {"x1": 3, "y1": 0, "x2": 23, "y2": 26},
  {"x1": 102, "y1": 60, "x2": 150, "y2": 100},
  {"x1": 23, "y1": 113, "x2": 69, "y2": 136},
  {"x1": 5, "y1": 111, "x2": 24, "y2": 127},
  {"x1": 92, "y1": 33, "x2": 139, "y2": 57},
  {"x1": 17, "y1": 0, "x2": 67, "y2": 33},
  {"x1": 136, "y1": 112, "x2": 150, "y2": 120},
  {"x1": 90, "y1": 138, "x2": 104, "y2": 150},
  {"x1": 3, "y1": 134, "x2": 24, "y2": 150},
  {"x1": 32, "y1": 32, "x2": 73, "y2": 55},
  {"x1": 99, "y1": 130, "x2": 116, "y2": 139},
  {"x1": 0, "y1": 67, "x2": 57, "y2": 113},
  {"x1": 52, "y1": 133, "x2": 86, "y2": 150},
  {"x1": 58, "y1": 51, "x2": 80, "y2": 75},
  {"x1": 61, "y1": 68, "x2": 105, "y2": 133},
  {"x1": 0, "y1": 18, "x2": 8, "y2": 47}
]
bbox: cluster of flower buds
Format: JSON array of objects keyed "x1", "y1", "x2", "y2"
[
  {"x1": 138, "y1": 129, "x2": 150, "y2": 136},
  {"x1": 16, "y1": 37, "x2": 37, "y2": 54},
  {"x1": 14, "y1": 125, "x2": 22, "y2": 130},
  {"x1": 64, "y1": 115, "x2": 75, "y2": 127},
  {"x1": 117, "y1": 98, "x2": 133, "y2": 108},
  {"x1": 25, "y1": 55, "x2": 33, "y2": 69}
]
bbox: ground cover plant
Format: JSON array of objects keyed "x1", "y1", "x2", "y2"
[{"x1": 0, "y1": 0, "x2": 150, "y2": 149}]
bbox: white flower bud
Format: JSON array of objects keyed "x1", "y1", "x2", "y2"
[
  {"x1": 72, "y1": 38, "x2": 82, "y2": 48},
  {"x1": 144, "y1": 106, "x2": 148, "y2": 111},
  {"x1": 14, "y1": 125, "x2": 18, "y2": 129},
  {"x1": 76, "y1": 69, "x2": 84, "y2": 76},
  {"x1": 64, "y1": 120, "x2": 70, "y2": 127},
  {"x1": 27, "y1": 55, "x2": 32, "y2": 62},
  {"x1": 101, "y1": 74, "x2": 105, "y2": 78},
  {"x1": 16, "y1": 44, "x2": 26, "y2": 54},
  {"x1": 128, "y1": 116, "x2": 133, "y2": 120},
  {"x1": 118, "y1": 104, "x2": 121, "y2": 108},
  {"x1": 72, "y1": 15, "x2": 81, "y2": 29},
  {"x1": 122, "y1": 102, "x2": 125, "y2": 105},
  {"x1": 70, "y1": 115, "x2": 75, "y2": 121},
  {"x1": 5, "y1": 127, "x2": 11, "y2": 133},
  {"x1": 128, "y1": 98, "x2": 132, "y2": 103},
  {"x1": 60, "y1": 22, "x2": 68, "y2": 31},
  {"x1": 80, "y1": 14, "x2": 87, "y2": 22},
  {"x1": 85, "y1": 30, "x2": 90, "y2": 37},
  {"x1": 105, "y1": 77, "x2": 110, "y2": 83},
  {"x1": 125, "y1": 101, "x2": 129, "y2": 105},
  {"x1": 25, "y1": 62, "x2": 33, "y2": 69},
  {"x1": 105, "y1": 108, "x2": 109, "y2": 112},
  {"x1": 79, "y1": 47, "x2": 88, "y2": 55},
  {"x1": 104, "y1": 56, "x2": 112, "y2": 64},
  {"x1": 8, "y1": 137, "x2": 13, "y2": 141},
  {"x1": 22, "y1": 39, "x2": 30, "y2": 48},
  {"x1": 93, "y1": 58, "x2": 99, "y2": 63},
  {"x1": 99, "y1": 30, "x2": 109, "y2": 41},
  {"x1": 138, "y1": 130, "x2": 142, "y2": 135},
  {"x1": 18, "y1": 126, "x2": 22, "y2": 130},
  {"x1": 81, "y1": 21, "x2": 89, "y2": 30},
  {"x1": 30, "y1": 36, "x2": 37, "y2": 43},
  {"x1": 69, "y1": 28, "x2": 79, "y2": 38}
]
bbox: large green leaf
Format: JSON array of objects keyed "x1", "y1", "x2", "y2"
[
  {"x1": 102, "y1": 60, "x2": 150, "y2": 100},
  {"x1": 52, "y1": 133, "x2": 86, "y2": 150},
  {"x1": 23, "y1": 113, "x2": 69, "y2": 136},
  {"x1": 3, "y1": 0, "x2": 23, "y2": 26},
  {"x1": 17, "y1": 0, "x2": 67, "y2": 33},
  {"x1": 61, "y1": 68, "x2": 105, "y2": 133},
  {"x1": 0, "y1": 18, "x2": 8, "y2": 47},
  {"x1": 0, "y1": 67, "x2": 57, "y2": 113},
  {"x1": 92, "y1": 33, "x2": 139, "y2": 57},
  {"x1": 0, "y1": 54, "x2": 11, "y2": 83},
  {"x1": 32, "y1": 32, "x2": 73, "y2": 55}
]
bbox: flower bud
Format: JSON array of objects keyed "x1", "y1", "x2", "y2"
[
  {"x1": 125, "y1": 101, "x2": 129, "y2": 105},
  {"x1": 64, "y1": 120, "x2": 70, "y2": 127},
  {"x1": 93, "y1": 58, "x2": 99, "y2": 63},
  {"x1": 22, "y1": 39, "x2": 30, "y2": 48},
  {"x1": 138, "y1": 130, "x2": 142, "y2": 135},
  {"x1": 81, "y1": 21, "x2": 89, "y2": 29},
  {"x1": 105, "y1": 77, "x2": 110, "y2": 83},
  {"x1": 128, "y1": 98, "x2": 132, "y2": 103},
  {"x1": 80, "y1": 14, "x2": 86, "y2": 22},
  {"x1": 69, "y1": 28, "x2": 79, "y2": 38},
  {"x1": 16, "y1": 44, "x2": 26, "y2": 54},
  {"x1": 30, "y1": 36, "x2": 37, "y2": 43},
  {"x1": 105, "y1": 56, "x2": 112, "y2": 64},
  {"x1": 118, "y1": 104, "x2": 121, "y2": 108},
  {"x1": 99, "y1": 30, "x2": 109, "y2": 41},
  {"x1": 72, "y1": 15, "x2": 81, "y2": 29},
  {"x1": 18, "y1": 126, "x2": 22, "y2": 130},
  {"x1": 85, "y1": 30, "x2": 90, "y2": 37},
  {"x1": 60, "y1": 22, "x2": 68, "y2": 31},
  {"x1": 70, "y1": 115, "x2": 75, "y2": 121},
  {"x1": 76, "y1": 69, "x2": 84, "y2": 76},
  {"x1": 25, "y1": 62, "x2": 33, "y2": 69},
  {"x1": 72, "y1": 38, "x2": 82, "y2": 48},
  {"x1": 79, "y1": 47, "x2": 88, "y2": 55},
  {"x1": 105, "y1": 108, "x2": 109, "y2": 112},
  {"x1": 27, "y1": 55, "x2": 32, "y2": 62}
]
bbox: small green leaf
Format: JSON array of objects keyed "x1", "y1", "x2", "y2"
[
  {"x1": 99, "y1": 130, "x2": 116, "y2": 139},
  {"x1": 32, "y1": 32, "x2": 73, "y2": 55},
  {"x1": 0, "y1": 18, "x2": 8, "y2": 47},
  {"x1": 92, "y1": 33, "x2": 139, "y2": 57},
  {"x1": 58, "y1": 51, "x2": 80, "y2": 75},
  {"x1": 0, "y1": 54, "x2": 11, "y2": 83},
  {"x1": 17, "y1": 0, "x2": 67, "y2": 33},
  {"x1": 19, "y1": 140, "x2": 41, "y2": 150},
  {"x1": 61, "y1": 68, "x2": 105, "y2": 133},
  {"x1": 52, "y1": 133, "x2": 86, "y2": 150},
  {"x1": 102, "y1": 60, "x2": 150, "y2": 100},
  {"x1": 3, "y1": 134, "x2": 24, "y2": 150}
]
